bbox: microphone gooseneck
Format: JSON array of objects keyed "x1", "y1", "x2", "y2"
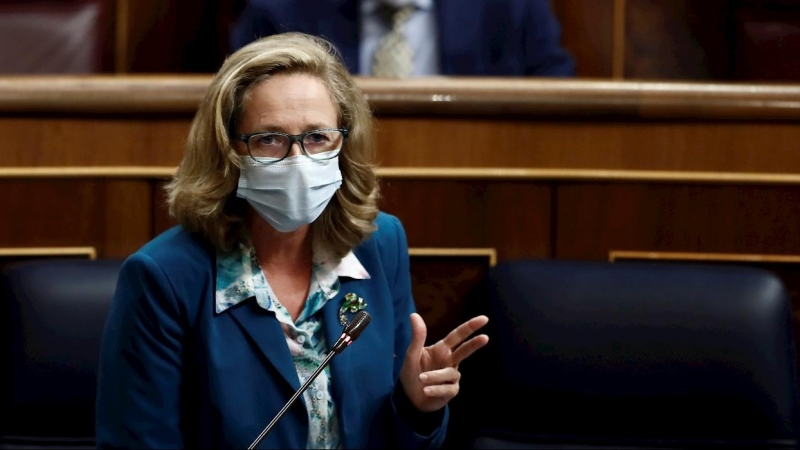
[{"x1": 248, "y1": 310, "x2": 372, "y2": 449}]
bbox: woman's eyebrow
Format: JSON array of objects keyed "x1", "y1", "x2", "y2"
[{"x1": 249, "y1": 123, "x2": 335, "y2": 133}]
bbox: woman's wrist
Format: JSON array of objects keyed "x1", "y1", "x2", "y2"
[{"x1": 393, "y1": 383, "x2": 445, "y2": 435}]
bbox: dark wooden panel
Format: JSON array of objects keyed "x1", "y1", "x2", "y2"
[
  {"x1": 3, "y1": 113, "x2": 800, "y2": 175},
  {"x1": 733, "y1": 5, "x2": 800, "y2": 81},
  {"x1": 122, "y1": 0, "x2": 184, "y2": 73},
  {"x1": 375, "y1": 118, "x2": 800, "y2": 173},
  {"x1": 152, "y1": 180, "x2": 175, "y2": 235},
  {"x1": 0, "y1": 117, "x2": 189, "y2": 167},
  {"x1": 380, "y1": 179, "x2": 553, "y2": 260},
  {"x1": 555, "y1": 183, "x2": 800, "y2": 260},
  {"x1": 552, "y1": 0, "x2": 615, "y2": 78},
  {"x1": 0, "y1": 179, "x2": 153, "y2": 258},
  {"x1": 410, "y1": 254, "x2": 492, "y2": 345},
  {"x1": 122, "y1": 0, "x2": 236, "y2": 73},
  {"x1": 625, "y1": 0, "x2": 735, "y2": 80}
]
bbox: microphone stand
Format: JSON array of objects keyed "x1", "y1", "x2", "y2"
[
  {"x1": 248, "y1": 350, "x2": 336, "y2": 450},
  {"x1": 248, "y1": 310, "x2": 370, "y2": 449}
]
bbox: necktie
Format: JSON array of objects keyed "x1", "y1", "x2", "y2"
[{"x1": 371, "y1": 5, "x2": 415, "y2": 77}]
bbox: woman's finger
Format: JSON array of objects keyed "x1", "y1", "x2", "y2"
[
  {"x1": 419, "y1": 367, "x2": 461, "y2": 385},
  {"x1": 441, "y1": 315, "x2": 489, "y2": 350},
  {"x1": 422, "y1": 383, "x2": 460, "y2": 398},
  {"x1": 406, "y1": 313, "x2": 428, "y2": 359},
  {"x1": 450, "y1": 334, "x2": 489, "y2": 367}
]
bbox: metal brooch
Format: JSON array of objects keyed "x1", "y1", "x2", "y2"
[{"x1": 339, "y1": 292, "x2": 367, "y2": 326}]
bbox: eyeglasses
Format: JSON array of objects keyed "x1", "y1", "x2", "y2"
[{"x1": 232, "y1": 128, "x2": 348, "y2": 164}]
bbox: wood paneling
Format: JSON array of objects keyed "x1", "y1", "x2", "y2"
[
  {"x1": 555, "y1": 183, "x2": 800, "y2": 260},
  {"x1": 554, "y1": 0, "x2": 800, "y2": 82},
  {"x1": 552, "y1": 0, "x2": 616, "y2": 78},
  {"x1": 118, "y1": 0, "x2": 182, "y2": 73},
  {"x1": 118, "y1": 0, "x2": 234, "y2": 73},
  {"x1": 4, "y1": 113, "x2": 800, "y2": 176},
  {"x1": 380, "y1": 179, "x2": 553, "y2": 260},
  {"x1": 0, "y1": 179, "x2": 154, "y2": 258},
  {"x1": 152, "y1": 180, "x2": 174, "y2": 235},
  {"x1": 733, "y1": 6, "x2": 800, "y2": 81},
  {"x1": 0, "y1": 117, "x2": 188, "y2": 167},
  {"x1": 410, "y1": 253, "x2": 493, "y2": 345},
  {"x1": 624, "y1": 0, "x2": 734, "y2": 80},
  {"x1": 374, "y1": 118, "x2": 800, "y2": 174}
]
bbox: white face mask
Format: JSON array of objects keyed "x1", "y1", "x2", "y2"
[{"x1": 236, "y1": 151, "x2": 343, "y2": 233}]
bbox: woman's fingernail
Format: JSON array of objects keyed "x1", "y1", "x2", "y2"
[{"x1": 419, "y1": 373, "x2": 428, "y2": 382}]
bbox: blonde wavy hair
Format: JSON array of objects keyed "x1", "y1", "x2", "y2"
[{"x1": 165, "y1": 32, "x2": 380, "y2": 259}]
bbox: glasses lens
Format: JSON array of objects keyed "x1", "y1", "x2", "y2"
[
  {"x1": 303, "y1": 130, "x2": 343, "y2": 159},
  {"x1": 247, "y1": 133, "x2": 290, "y2": 159}
]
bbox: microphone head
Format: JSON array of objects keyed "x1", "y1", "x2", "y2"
[
  {"x1": 331, "y1": 310, "x2": 371, "y2": 354},
  {"x1": 343, "y1": 310, "x2": 371, "y2": 341}
]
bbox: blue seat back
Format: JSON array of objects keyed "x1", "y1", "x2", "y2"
[
  {"x1": 450, "y1": 260, "x2": 800, "y2": 449},
  {"x1": 1, "y1": 258, "x2": 122, "y2": 448}
]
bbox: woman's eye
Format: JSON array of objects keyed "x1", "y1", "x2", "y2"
[
  {"x1": 252, "y1": 133, "x2": 285, "y2": 147},
  {"x1": 305, "y1": 132, "x2": 328, "y2": 144},
  {"x1": 257, "y1": 135, "x2": 275, "y2": 145}
]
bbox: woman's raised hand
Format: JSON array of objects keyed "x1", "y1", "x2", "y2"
[{"x1": 399, "y1": 313, "x2": 489, "y2": 413}]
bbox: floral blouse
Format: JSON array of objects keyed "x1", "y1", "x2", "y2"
[{"x1": 215, "y1": 236, "x2": 370, "y2": 449}]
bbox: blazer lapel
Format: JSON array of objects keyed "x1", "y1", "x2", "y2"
[{"x1": 228, "y1": 300, "x2": 301, "y2": 393}]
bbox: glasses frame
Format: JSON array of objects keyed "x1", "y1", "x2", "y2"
[{"x1": 232, "y1": 128, "x2": 349, "y2": 164}]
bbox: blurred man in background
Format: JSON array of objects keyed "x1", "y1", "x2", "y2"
[{"x1": 230, "y1": 0, "x2": 575, "y2": 77}]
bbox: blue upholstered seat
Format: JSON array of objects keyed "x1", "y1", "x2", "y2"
[
  {"x1": 448, "y1": 260, "x2": 800, "y2": 449},
  {"x1": 0, "y1": 258, "x2": 122, "y2": 449}
]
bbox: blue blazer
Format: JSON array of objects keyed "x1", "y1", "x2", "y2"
[
  {"x1": 230, "y1": 0, "x2": 575, "y2": 77},
  {"x1": 96, "y1": 212, "x2": 447, "y2": 449}
]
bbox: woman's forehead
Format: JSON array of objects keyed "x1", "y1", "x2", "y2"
[{"x1": 240, "y1": 73, "x2": 338, "y2": 131}]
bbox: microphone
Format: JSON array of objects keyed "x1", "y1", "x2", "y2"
[
  {"x1": 332, "y1": 309, "x2": 371, "y2": 353},
  {"x1": 248, "y1": 310, "x2": 371, "y2": 449}
]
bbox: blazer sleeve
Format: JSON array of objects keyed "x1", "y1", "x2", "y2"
[
  {"x1": 382, "y1": 214, "x2": 449, "y2": 449},
  {"x1": 95, "y1": 251, "x2": 187, "y2": 449}
]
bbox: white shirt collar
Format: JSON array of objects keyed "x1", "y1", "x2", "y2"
[{"x1": 215, "y1": 235, "x2": 370, "y2": 314}]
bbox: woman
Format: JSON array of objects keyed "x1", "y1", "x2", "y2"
[{"x1": 95, "y1": 32, "x2": 488, "y2": 449}]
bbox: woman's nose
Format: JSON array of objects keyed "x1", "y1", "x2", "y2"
[{"x1": 288, "y1": 141, "x2": 303, "y2": 157}]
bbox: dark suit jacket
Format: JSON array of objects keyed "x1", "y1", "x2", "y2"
[
  {"x1": 230, "y1": 0, "x2": 575, "y2": 76},
  {"x1": 95, "y1": 212, "x2": 447, "y2": 449}
]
